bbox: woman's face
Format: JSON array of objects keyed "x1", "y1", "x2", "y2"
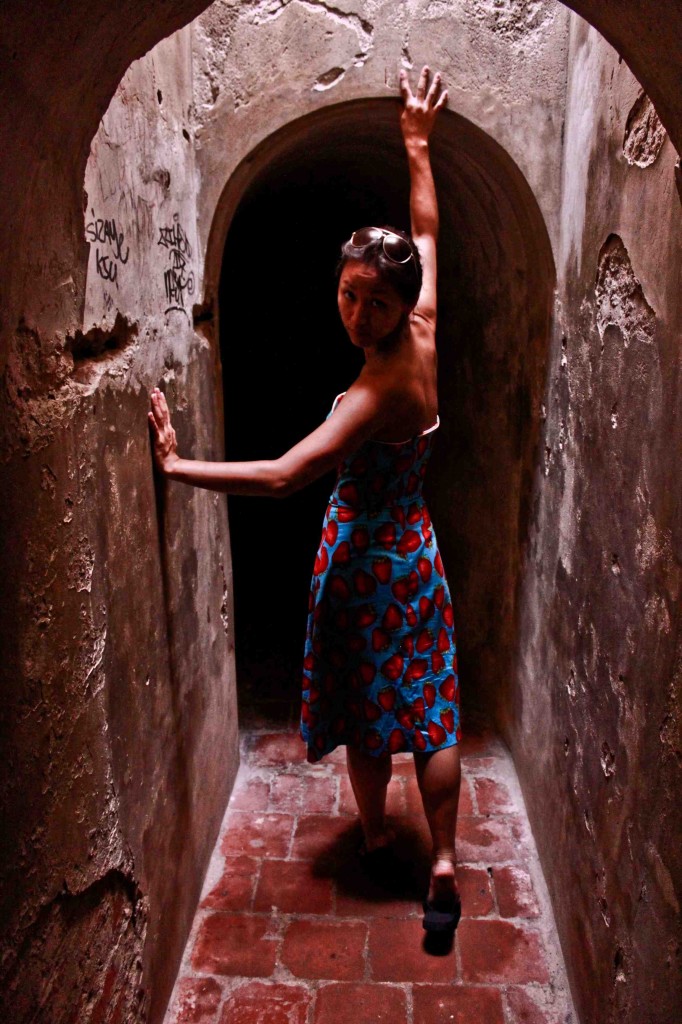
[{"x1": 337, "y1": 260, "x2": 411, "y2": 348}]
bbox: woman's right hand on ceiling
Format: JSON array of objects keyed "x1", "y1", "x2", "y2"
[{"x1": 399, "y1": 65, "x2": 448, "y2": 144}]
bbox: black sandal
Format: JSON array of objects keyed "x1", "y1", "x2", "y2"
[{"x1": 422, "y1": 893, "x2": 462, "y2": 933}]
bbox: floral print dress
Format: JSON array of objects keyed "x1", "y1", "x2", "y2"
[{"x1": 300, "y1": 392, "x2": 462, "y2": 763}]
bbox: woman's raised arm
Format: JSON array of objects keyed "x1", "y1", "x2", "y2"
[{"x1": 399, "y1": 66, "x2": 447, "y2": 325}]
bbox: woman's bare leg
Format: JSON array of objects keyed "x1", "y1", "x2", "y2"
[
  {"x1": 413, "y1": 744, "x2": 462, "y2": 902},
  {"x1": 346, "y1": 746, "x2": 394, "y2": 851}
]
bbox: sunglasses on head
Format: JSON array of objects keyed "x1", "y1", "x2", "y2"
[{"x1": 348, "y1": 226, "x2": 414, "y2": 265}]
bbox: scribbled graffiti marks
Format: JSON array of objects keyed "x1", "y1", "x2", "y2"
[
  {"x1": 158, "y1": 214, "x2": 195, "y2": 316},
  {"x1": 85, "y1": 210, "x2": 129, "y2": 288}
]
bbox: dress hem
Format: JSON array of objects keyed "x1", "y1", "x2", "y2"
[{"x1": 301, "y1": 729, "x2": 461, "y2": 765}]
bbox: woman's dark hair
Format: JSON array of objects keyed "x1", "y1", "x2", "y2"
[{"x1": 335, "y1": 225, "x2": 423, "y2": 307}]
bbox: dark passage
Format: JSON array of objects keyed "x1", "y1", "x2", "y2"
[{"x1": 219, "y1": 150, "x2": 414, "y2": 715}]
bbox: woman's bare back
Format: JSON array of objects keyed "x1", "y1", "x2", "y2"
[{"x1": 362, "y1": 318, "x2": 439, "y2": 443}]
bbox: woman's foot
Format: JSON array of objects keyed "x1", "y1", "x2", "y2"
[
  {"x1": 427, "y1": 855, "x2": 461, "y2": 905},
  {"x1": 423, "y1": 854, "x2": 462, "y2": 935}
]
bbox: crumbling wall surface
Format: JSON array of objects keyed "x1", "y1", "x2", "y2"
[
  {"x1": 513, "y1": 18, "x2": 682, "y2": 1024},
  {"x1": 192, "y1": 0, "x2": 572, "y2": 273},
  {"x1": 0, "y1": 24, "x2": 237, "y2": 1024}
]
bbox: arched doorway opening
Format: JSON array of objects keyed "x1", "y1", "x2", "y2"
[{"x1": 216, "y1": 99, "x2": 555, "y2": 738}]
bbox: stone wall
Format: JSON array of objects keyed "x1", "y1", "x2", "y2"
[
  {"x1": 0, "y1": 23, "x2": 238, "y2": 1024},
  {"x1": 512, "y1": 18, "x2": 682, "y2": 1024}
]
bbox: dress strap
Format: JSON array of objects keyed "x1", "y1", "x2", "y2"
[{"x1": 330, "y1": 391, "x2": 347, "y2": 415}]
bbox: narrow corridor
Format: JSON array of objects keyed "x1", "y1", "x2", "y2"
[{"x1": 164, "y1": 692, "x2": 575, "y2": 1024}]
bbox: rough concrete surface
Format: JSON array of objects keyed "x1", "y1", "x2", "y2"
[
  {"x1": 514, "y1": 18, "x2": 681, "y2": 1024},
  {"x1": 0, "y1": 16, "x2": 237, "y2": 1024},
  {"x1": 0, "y1": 1, "x2": 680, "y2": 1024}
]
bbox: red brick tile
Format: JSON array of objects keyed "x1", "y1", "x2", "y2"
[
  {"x1": 268, "y1": 774, "x2": 306, "y2": 812},
  {"x1": 220, "y1": 812, "x2": 294, "y2": 858},
  {"x1": 281, "y1": 919, "x2": 366, "y2": 980},
  {"x1": 458, "y1": 920, "x2": 550, "y2": 984},
  {"x1": 412, "y1": 983, "x2": 505, "y2": 1024},
  {"x1": 308, "y1": 774, "x2": 334, "y2": 808},
  {"x1": 219, "y1": 981, "x2": 311, "y2": 1024},
  {"x1": 230, "y1": 778, "x2": 271, "y2": 812},
  {"x1": 301, "y1": 770, "x2": 335, "y2": 811},
  {"x1": 167, "y1": 977, "x2": 223, "y2": 1023},
  {"x1": 200, "y1": 856, "x2": 259, "y2": 912},
  {"x1": 493, "y1": 865, "x2": 541, "y2": 919},
  {"x1": 338, "y1": 774, "x2": 406, "y2": 816},
  {"x1": 314, "y1": 982, "x2": 407, "y2": 1024},
  {"x1": 249, "y1": 733, "x2": 307, "y2": 765},
  {"x1": 456, "y1": 816, "x2": 523, "y2": 863},
  {"x1": 254, "y1": 859, "x2": 333, "y2": 914},
  {"x1": 191, "y1": 913, "x2": 278, "y2": 977},
  {"x1": 506, "y1": 986, "x2": 565, "y2": 1024},
  {"x1": 269, "y1": 772, "x2": 336, "y2": 814},
  {"x1": 368, "y1": 918, "x2": 457, "y2": 982},
  {"x1": 291, "y1": 814, "x2": 359, "y2": 864},
  {"x1": 457, "y1": 865, "x2": 495, "y2": 916},
  {"x1": 473, "y1": 776, "x2": 516, "y2": 815}
]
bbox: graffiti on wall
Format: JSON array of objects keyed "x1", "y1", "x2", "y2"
[
  {"x1": 158, "y1": 213, "x2": 195, "y2": 316},
  {"x1": 85, "y1": 210, "x2": 129, "y2": 288}
]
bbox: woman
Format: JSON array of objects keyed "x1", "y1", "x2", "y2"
[{"x1": 149, "y1": 66, "x2": 462, "y2": 934}]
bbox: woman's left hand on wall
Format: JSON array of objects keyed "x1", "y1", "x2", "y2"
[{"x1": 148, "y1": 387, "x2": 180, "y2": 474}]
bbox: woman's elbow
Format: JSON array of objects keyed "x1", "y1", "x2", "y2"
[
  {"x1": 269, "y1": 462, "x2": 303, "y2": 499},
  {"x1": 271, "y1": 457, "x2": 325, "y2": 498}
]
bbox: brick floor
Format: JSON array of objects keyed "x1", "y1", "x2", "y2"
[{"x1": 164, "y1": 705, "x2": 576, "y2": 1024}]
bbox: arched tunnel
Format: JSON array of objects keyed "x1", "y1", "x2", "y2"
[
  {"x1": 0, "y1": 2, "x2": 681, "y2": 1023},
  {"x1": 220, "y1": 101, "x2": 554, "y2": 736}
]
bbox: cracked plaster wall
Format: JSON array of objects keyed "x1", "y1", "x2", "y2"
[
  {"x1": 513, "y1": 18, "x2": 682, "y2": 1024},
  {"x1": 192, "y1": 0, "x2": 570, "y2": 269},
  {"x1": 0, "y1": 23, "x2": 237, "y2": 1024}
]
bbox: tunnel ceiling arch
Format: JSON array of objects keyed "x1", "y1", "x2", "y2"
[
  {"x1": 1, "y1": 0, "x2": 680, "y2": 173},
  {"x1": 203, "y1": 98, "x2": 556, "y2": 308}
]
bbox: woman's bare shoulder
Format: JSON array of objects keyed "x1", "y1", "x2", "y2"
[{"x1": 346, "y1": 369, "x2": 404, "y2": 414}]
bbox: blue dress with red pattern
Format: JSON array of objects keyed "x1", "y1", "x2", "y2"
[{"x1": 300, "y1": 392, "x2": 462, "y2": 763}]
